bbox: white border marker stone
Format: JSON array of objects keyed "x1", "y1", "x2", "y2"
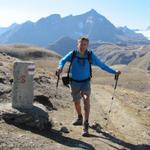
[{"x1": 12, "y1": 61, "x2": 35, "y2": 109}]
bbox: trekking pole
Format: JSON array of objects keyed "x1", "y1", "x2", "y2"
[
  {"x1": 105, "y1": 74, "x2": 119, "y2": 128},
  {"x1": 55, "y1": 71, "x2": 60, "y2": 98}
]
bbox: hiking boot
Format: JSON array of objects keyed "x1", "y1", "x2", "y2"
[
  {"x1": 82, "y1": 121, "x2": 89, "y2": 137},
  {"x1": 72, "y1": 115, "x2": 83, "y2": 126}
]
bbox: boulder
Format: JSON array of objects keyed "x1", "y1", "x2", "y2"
[
  {"x1": 0, "y1": 103, "x2": 52, "y2": 130},
  {"x1": 60, "y1": 126, "x2": 70, "y2": 133}
]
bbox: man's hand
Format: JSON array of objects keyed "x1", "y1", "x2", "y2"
[
  {"x1": 56, "y1": 68, "x2": 63, "y2": 76},
  {"x1": 115, "y1": 70, "x2": 121, "y2": 80}
]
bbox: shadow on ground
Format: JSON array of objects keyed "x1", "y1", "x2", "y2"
[
  {"x1": 3, "y1": 118, "x2": 150, "y2": 150},
  {"x1": 3, "y1": 119, "x2": 96, "y2": 150},
  {"x1": 93, "y1": 127, "x2": 150, "y2": 150}
]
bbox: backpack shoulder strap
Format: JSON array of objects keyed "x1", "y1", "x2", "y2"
[
  {"x1": 87, "y1": 50, "x2": 92, "y2": 63},
  {"x1": 87, "y1": 50, "x2": 92, "y2": 78},
  {"x1": 67, "y1": 50, "x2": 77, "y2": 77},
  {"x1": 71, "y1": 50, "x2": 77, "y2": 62}
]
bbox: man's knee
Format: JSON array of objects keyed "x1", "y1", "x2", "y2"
[{"x1": 81, "y1": 92, "x2": 90, "y2": 100}]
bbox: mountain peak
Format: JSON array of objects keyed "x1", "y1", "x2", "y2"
[
  {"x1": 147, "y1": 26, "x2": 150, "y2": 30},
  {"x1": 89, "y1": 9, "x2": 98, "y2": 13},
  {"x1": 9, "y1": 23, "x2": 18, "y2": 28},
  {"x1": 49, "y1": 14, "x2": 61, "y2": 18},
  {"x1": 85, "y1": 9, "x2": 100, "y2": 16}
]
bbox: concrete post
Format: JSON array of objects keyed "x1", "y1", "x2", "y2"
[{"x1": 12, "y1": 61, "x2": 35, "y2": 109}]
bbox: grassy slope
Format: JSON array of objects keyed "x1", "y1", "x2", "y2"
[{"x1": 0, "y1": 44, "x2": 61, "y2": 59}]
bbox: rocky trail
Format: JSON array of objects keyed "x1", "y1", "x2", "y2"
[
  {"x1": 0, "y1": 80, "x2": 150, "y2": 150},
  {"x1": 0, "y1": 53, "x2": 150, "y2": 150}
]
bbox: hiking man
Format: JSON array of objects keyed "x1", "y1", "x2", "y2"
[{"x1": 56, "y1": 37, "x2": 121, "y2": 136}]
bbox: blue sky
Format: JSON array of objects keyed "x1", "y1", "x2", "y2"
[{"x1": 0, "y1": 0, "x2": 149, "y2": 29}]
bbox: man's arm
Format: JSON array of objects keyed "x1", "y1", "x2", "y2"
[
  {"x1": 91, "y1": 52, "x2": 117, "y2": 74},
  {"x1": 56, "y1": 51, "x2": 73, "y2": 75},
  {"x1": 58, "y1": 51, "x2": 73, "y2": 69}
]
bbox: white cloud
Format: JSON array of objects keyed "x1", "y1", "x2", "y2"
[{"x1": 136, "y1": 30, "x2": 150, "y2": 40}]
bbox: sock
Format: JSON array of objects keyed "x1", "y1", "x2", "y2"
[{"x1": 84, "y1": 120, "x2": 89, "y2": 123}]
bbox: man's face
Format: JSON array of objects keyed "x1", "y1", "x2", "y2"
[{"x1": 77, "y1": 40, "x2": 88, "y2": 52}]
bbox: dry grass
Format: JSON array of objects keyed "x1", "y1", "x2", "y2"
[
  {"x1": 129, "y1": 51, "x2": 150, "y2": 70},
  {"x1": 0, "y1": 44, "x2": 61, "y2": 59},
  {"x1": 92, "y1": 64, "x2": 150, "y2": 92}
]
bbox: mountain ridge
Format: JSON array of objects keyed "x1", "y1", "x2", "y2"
[{"x1": 0, "y1": 9, "x2": 149, "y2": 47}]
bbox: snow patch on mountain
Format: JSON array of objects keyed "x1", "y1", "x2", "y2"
[
  {"x1": 136, "y1": 29, "x2": 150, "y2": 40},
  {"x1": 86, "y1": 16, "x2": 95, "y2": 24}
]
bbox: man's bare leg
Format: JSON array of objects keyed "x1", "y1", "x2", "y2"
[
  {"x1": 74, "y1": 100, "x2": 82, "y2": 116},
  {"x1": 72, "y1": 100, "x2": 83, "y2": 125},
  {"x1": 82, "y1": 93, "x2": 90, "y2": 136},
  {"x1": 82, "y1": 94, "x2": 90, "y2": 121}
]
